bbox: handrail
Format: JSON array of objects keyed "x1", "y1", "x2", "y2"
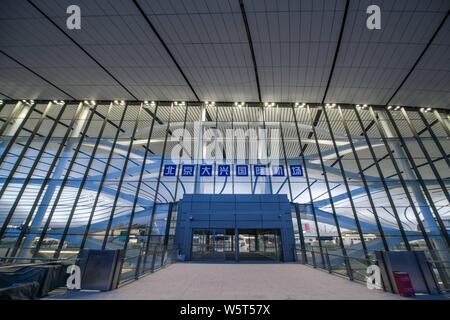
[
  {"x1": 0, "y1": 256, "x2": 79, "y2": 270},
  {"x1": 296, "y1": 246, "x2": 450, "y2": 294}
]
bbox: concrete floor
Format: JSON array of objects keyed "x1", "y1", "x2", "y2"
[{"x1": 51, "y1": 263, "x2": 407, "y2": 300}]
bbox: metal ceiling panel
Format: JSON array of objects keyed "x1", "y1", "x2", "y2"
[
  {"x1": 0, "y1": 0, "x2": 137, "y2": 100},
  {"x1": 35, "y1": 0, "x2": 197, "y2": 101},
  {"x1": 391, "y1": 18, "x2": 450, "y2": 109},
  {"x1": 325, "y1": 0, "x2": 450, "y2": 106},
  {"x1": 136, "y1": 0, "x2": 259, "y2": 102},
  {"x1": 0, "y1": 0, "x2": 448, "y2": 109},
  {"x1": 244, "y1": 0, "x2": 347, "y2": 102}
]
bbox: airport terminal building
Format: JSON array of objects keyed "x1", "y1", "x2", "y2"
[
  {"x1": 0, "y1": 100, "x2": 449, "y2": 285},
  {"x1": 0, "y1": 0, "x2": 449, "y2": 295}
]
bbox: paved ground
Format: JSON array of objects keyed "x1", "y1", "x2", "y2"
[{"x1": 51, "y1": 263, "x2": 408, "y2": 300}]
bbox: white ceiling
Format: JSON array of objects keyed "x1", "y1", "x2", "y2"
[{"x1": 0, "y1": 0, "x2": 449, "y2": 109}]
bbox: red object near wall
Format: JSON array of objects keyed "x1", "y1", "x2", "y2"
[{"x1": 393, "y1": 272, "x2": 415, "y2": 297}]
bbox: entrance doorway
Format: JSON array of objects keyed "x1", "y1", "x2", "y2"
[
  {"x1": 238, "y1": 229, "x2": 281, "y2": 261},
  {"x1": 191, "y1": 228, "x2": 282, "y2": 261},
  {"x1": 191, "y1": 229, "x2": 235, "y2": 261}
]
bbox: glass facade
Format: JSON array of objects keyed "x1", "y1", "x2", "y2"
[{"x1": 0, "y1": 100, "x2": 449, "y2": 286}]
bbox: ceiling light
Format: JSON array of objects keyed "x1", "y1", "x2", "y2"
[
  {"x1": 264, "y1": 102, "x2": 275, "y2": 108},
  {"x1": 22, "y1": 100, "x2": 34, "y2": 105},
  {"x1": 395, "y1": 106, "x2": 401, "y2": 110},
  {"x1": 90, "y1": 100, "x2": 96, "y2": 106},
  {"x1": 295, "y1": 102, "x2": 305, "y2": 108},
  {"x1": 387, "y1": 106, "x2": 393, "y2": 110},
  {"x1": 144, "y1": 100, "x2": 156, "y2": 106},
  {"x1": 234, "y1": 102, "x2": 244, "y2": 108},
  {"x1": 426, "y1": 107, "x2": 432, "y2": 112},
  {"x1": 420, "y1": 108, "x2": 425, "y2": 112}
]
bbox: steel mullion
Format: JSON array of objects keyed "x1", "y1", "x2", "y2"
[
  {"x1": 0, "y1": 101, "x2": 24, "y2": 137},
  {"x1": 122, "y1": 104, "x2": 158, "y2": 259},
  {"x1": 161, "y1": 203, "x2": 174, "y2": 264},
  {"x1": 433, "y1": 110, "x2": 450, "y2": 138},
  {"x1": 0, "y1": 103, "x2": 35, "y2": 168},
  {"x1": 383, "y1": 109, "x2": 450, "y2": 247},
  {"x1": 294, "y1": 204, "x2": 308, "y2": 264},
  {"x1": 365, "y1": 107, "x2": 412, "y2": 250},
  {"x1": 291, "y1": 105, "x2": 325, "y2": 267},
  {"x1": 370, "y1": 108, "x2": 445, "y2": 279},
  {"x1": 102, "y1": 103, "x2": 144, "y2": 249},
  {"x1": 400, "y1": 108, "x2": 450, "y2": 201},
  {"x1": 321, "y1": 107, "x2": 369, "y2": 260},
  {"x1": 52, "y1": 103, "x2": 114, "y2": 258},
  {"x1": 306, "y1": 105, "x2": 351, "y2": 278},
  {"x1": 0, "y1": 102, "x2": 53, "y2": 238},
  {"x1": 142, "y1": 103, "x2": 173, "y2": 271},
  {"x1": 32, "y1": 104, "x2": 98, "y2": 258},
  {"x1": 369, "y1": 108, "x2": 438, "y2": 255},
  {"x1": 246, "y1": 105, "x2": 252, "y2": 194},
  {"x1": 9, "y1": 103, "x2": 85, "y2": 257},
  {"x1": 172, "y1": 104, "x2": 188, "y2": 201},
  {"x1": 229, "y1": 104, "x2": 235, "y2": 195},
  {"x1": 278, "y1": 106, "x2": 307, "y2": 261},
  {"x1": 78, "y1": 104, "x2": 129, "y2": 252},
  {"x1": 0, "y1": 103, "x2": 51, "y2": 200},
  {"x1": 279, "y1": 121, "x2": 293, "y2": 201},
  {"x1": 213, "y1": 105, "x2": 217, "y2": 194},
  {"x1": 338, "y1": 107, "x2": 389, "y2": 251},
  {"x1": 354, "y1": 107, "x2": 410, "y2": 250},
  {"x1": 417, "y1": 112, "x2": 450, "y2": 168},
  {"x1": 262, "y1": 104, "x2": 273, "y2": 194}
]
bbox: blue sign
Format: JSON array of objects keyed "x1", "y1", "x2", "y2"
[
  {"x1": 163, "y1": 164, "x2": 304, "y2": 178},
  {"x1": 290, "y1": 165, "x2": 303, "y2": 177},
  {"x1": 254, "y1": 165, "x2": 267, "y2": 177},
  {"x1": 236, "y1": 165, "x2": 249, "y2": 176},
  {"x1": 217, "y1": 164, "x2": 231, "y2": 176},
  {"x1": 199, "y1": 164, "x2": 213, "y2": 177},
  {"x1": 181, "y1": 164, "x2": 195, "y2": 176},
  {"x1": 272, "y1": 165, "x2": 285, "y2": 177},
  {"x1": 163, "y1": 164, "x2": 177, "y2": 176}
]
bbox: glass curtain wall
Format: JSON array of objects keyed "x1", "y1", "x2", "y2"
[{"x1": 0, "y1": 100, "x2": 448, "y2": 285}]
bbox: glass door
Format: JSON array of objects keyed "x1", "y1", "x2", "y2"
[
  {"x1": 191, "y1": 229, "x2": 235, "y2": 260},
  {"x1": 237, "y1": 229, "x2": 282, "y2": 261}
]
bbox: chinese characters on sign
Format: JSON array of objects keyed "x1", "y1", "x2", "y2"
[{"x1": 163, "y1": 164, "x2": 303, "y2": 177}]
